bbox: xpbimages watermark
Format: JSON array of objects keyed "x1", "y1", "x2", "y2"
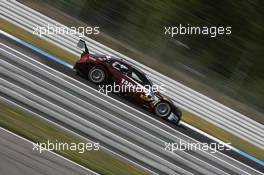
[
  {"x1": 98, "y1": 79, "x2": 166, "y2": 95},
  {"x1": 32, "y1": 140, "x2": 100, "y2": 153},
  {"x1": 32, "y1": 24, "x2": 100, "y2": 37},
  {"x1": 164, "y1": 24, "x2": 232, "y2": 38},
  {"x1": 164, "y1": 140, "x2": 231, "y2": 154}
]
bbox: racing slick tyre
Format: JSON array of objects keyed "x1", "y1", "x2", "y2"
[
  {"x1": 154, "y1": 101, "x2": 171, "y2": 118},
  {"x1": 88, "y1": 66, "x2": 106, "y2": 84}
]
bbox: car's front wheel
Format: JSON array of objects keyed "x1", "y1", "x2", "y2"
[
  {"x1": 154, "y1": 101, "x2": 171, "y2": 118},
  {"x1": 88, "y1": 66, "x2": 106, "y2": 84}
]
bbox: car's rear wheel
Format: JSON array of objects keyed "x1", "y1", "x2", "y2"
[
  {"x1": 88, "y1": 66, "x2": 106, "y2": 84},
  {"x1": 154, "y1": 101, "x2": 171, "y2": 117}
]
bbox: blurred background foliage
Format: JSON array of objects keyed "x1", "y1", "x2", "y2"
[{"x1": 42, "y1": 0, "x2": 263, "y2": 113}]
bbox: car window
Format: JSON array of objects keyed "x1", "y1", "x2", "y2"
[
  {"x1": 131, "y1": 71, "x2": 142, "y2": 82},
  {"x1": 112, "y1": 61, "x2": 121, "y2": 70},
  {"x1": 129, "y1": 69, "x2": 152, "y2": 86},
  {"x1": 112, "y1": 61, "x2": 128, "y2": 73}
]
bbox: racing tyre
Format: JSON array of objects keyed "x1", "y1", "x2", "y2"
[
  {"x1": 154, "y1": 101, "x2": 171, "y2": 118},
  {"x1": 88, "y1": 66, "x2": 106, "y2": 84}
]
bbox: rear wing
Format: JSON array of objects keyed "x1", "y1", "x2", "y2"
[{"x1": 77, "y1": 39, "x2": 89, "y2": 54}]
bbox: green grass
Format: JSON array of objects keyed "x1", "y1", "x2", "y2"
[
  {"x1": 0, "y1": 102, "x2": 149, "y2": 175},
  {"x1": 2, "y1": 18, "x2": 263, "y2": 162}
]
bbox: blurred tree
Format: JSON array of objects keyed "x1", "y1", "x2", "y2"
[{"x1": 43, "y1": 0, "x2": 264, "y2": 112}]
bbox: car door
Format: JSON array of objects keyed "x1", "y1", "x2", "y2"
[
  {"x1": 125, "y1": 68, "x2": 151, "y2": 105},
  {"x1": 108, "y1": 61, "x2": 131, "y2": 93}
]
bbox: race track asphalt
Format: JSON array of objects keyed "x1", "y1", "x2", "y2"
[{"x1": 0, "y1": 128, "x2": 98, "y2": 175}]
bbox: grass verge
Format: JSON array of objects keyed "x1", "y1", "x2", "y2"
[
  {"x1": 2, "y1": 18, "x2": 263, "y2": 162},
  {"x1": 0, "y1": 102, "x2": 149, "y2": 175}
]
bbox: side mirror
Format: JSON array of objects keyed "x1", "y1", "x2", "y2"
[{"x1": 77, "y1": 39, "x2": 89, "y2": 53}]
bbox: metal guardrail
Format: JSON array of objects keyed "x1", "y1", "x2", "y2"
[{"x1": 0, "y1": 0, "x2": 263, "y2": 149}]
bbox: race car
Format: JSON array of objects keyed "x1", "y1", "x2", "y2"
[{"x1": 74, "y1": 39, "x2": 182, "y2": 125}]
